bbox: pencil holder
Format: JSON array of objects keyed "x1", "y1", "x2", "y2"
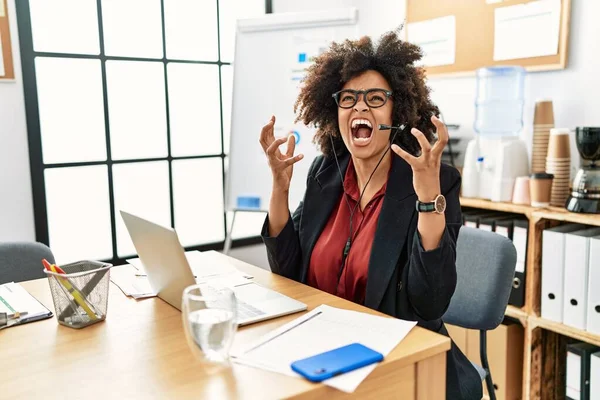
[{"x1": 44, "y1": 260, "x2": 112, "y2": 329}]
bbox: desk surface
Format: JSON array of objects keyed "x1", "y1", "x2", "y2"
[{"x1": 1, "y1": 251, "x2": 450, "y2": 399}]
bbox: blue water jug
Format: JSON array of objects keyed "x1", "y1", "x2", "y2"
[{"x1": 474, "y1": 66, "x2": 525, "y2": 137}]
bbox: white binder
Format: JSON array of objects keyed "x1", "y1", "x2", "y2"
[
  {"x1": 586, "y1": 236, "x2": 600, "y2": 336},
  {"x1": 591, "y1": 351, "x2": 600, "y2": 400},
  {"x1": 563, "y1": 227, "x2": 600, "y2": 331},
  {"x1": 541, "y1": 224, "x2": 586, "y2": 323}
]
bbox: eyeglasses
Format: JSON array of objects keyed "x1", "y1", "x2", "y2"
[{"x1": 332, "y1": 88, "x2": 393, "y2": 109}]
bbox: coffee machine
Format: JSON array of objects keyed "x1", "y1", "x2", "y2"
[{"x1": 566, "y1": 127, "x2": 600, "y2": 213}]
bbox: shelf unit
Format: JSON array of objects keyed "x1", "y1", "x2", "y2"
[
  {"x1": 459, "y1": 197, "x2": 600, "y2": 400},
  {"x1": 505, "y1": 305, "x2": 529, "y2": 326},
  {"x1": 530, "y1": 316, "x2": 600, "y2": 348}
]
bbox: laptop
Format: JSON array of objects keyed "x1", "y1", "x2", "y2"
[{"x1": 119, "y1": 211, "x2": 307, "y2": 325}]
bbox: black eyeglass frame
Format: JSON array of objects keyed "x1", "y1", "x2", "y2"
[{"x1": 331, "y1": 88, "x2": 393, "y2": 109}]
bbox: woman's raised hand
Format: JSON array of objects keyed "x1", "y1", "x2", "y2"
[
  {"x1": 391, "y1": 115, "x2": 448, "y2": 201},
  {"x1": 259, "y1": 115, "x2": 304, "y2": 192}
]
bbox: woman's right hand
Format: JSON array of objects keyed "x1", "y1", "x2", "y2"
[{"x1": 259, "y1": 115, "x2": 304, "y2": 192}]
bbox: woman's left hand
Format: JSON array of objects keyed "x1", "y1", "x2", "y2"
[{"x1": 391, "y1": 115, "x2": 449, "y2": 201}]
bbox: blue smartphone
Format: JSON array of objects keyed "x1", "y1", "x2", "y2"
[{"x1": 291, "y1": 343, "x2": 384, "y2": 382}]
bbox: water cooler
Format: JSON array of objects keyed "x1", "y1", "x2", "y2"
[{"x1": 462, "y1": 66, "x2": 530, "y2": 202}]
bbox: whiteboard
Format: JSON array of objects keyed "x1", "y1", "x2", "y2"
[{"x1": 226, "y1": 9, "x2": 359, "y2": 213}]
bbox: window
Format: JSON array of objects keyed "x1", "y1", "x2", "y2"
[{"x1": 16, "y1": 0, "x2": 269, "y2": 264}]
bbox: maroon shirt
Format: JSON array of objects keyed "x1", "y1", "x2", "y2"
[{"x1": 307, "y1": 159, "x2": 388, "y2": 304}]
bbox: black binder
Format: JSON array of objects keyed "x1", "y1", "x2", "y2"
[
  {"x1": 479, "y1": 214, "x2": 519, "y2": 234},
  {"x1": 460, "y1": 209, "x2": 481, "y2": 226},
  {"x1": 509, "y1": 218, "x2": 528, "y2": 307},
  {"x1": 462, "y1": 211, "x2": 502, "y2": 228},
  {"x1": 493, "y1": 216, "x2": 515, "y2": 239},
  {"x1": 566, "y1": 342, "x2": 600, "y2": 400}
]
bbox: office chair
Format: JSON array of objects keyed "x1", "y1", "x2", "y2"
[
  {"x1": 0, "y1": 242, "x2": 55, "y2": 284},
  {"x1": 443, "y1": 226, "x2": 517, "y2": 400}
]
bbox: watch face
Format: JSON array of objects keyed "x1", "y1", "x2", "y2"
[{"x1": 434, "y1": 195, "x2": 446, "y2": 213}]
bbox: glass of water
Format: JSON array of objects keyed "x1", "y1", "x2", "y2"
[{"x1": 182, "y1": 283, "x2": 238, "y2": 364}]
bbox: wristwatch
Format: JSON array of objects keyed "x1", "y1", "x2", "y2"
[{"x1": 415, "y1": 194, "x2": 446, "y2": 214}]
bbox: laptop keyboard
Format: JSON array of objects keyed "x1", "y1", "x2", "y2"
[
  {"x1": 201, "y1": 284, "x2": 266, "y2": 321},
  {"x1": 236, "y1": 300, "x2": 266, "y2": 320}
]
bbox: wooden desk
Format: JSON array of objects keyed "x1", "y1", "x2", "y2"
[{"x1": 1, "y1": 252, "x2": 450, "y2": 399}]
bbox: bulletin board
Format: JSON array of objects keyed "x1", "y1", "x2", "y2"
[
  {"x1": 0, "y1": 0, "x2": 15, "y2": 80},
  {"x1": 406, "y1": 0, "x2": 571, "y2": 77}
]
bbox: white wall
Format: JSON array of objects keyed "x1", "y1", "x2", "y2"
[
  {"x1": 0, "y1": 0, "x2": 35, "y2": 242},
  {"x1": 274, "y1": 0, "x2": 599, "y2": 172}
]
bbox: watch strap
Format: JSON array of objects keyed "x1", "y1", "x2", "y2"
[{"x1": 415, "y1": 200, "x2": 436, "y2": 213}]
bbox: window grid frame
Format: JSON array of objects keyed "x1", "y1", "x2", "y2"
[{"x1": 16, "y1": 0, "x2": 271, "y2": 265}]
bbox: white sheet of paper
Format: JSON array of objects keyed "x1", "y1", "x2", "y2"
[
  {"x1": 110, "y1": 264, "x2": 156, "y2": 298},
  {"x1": 0, "y1": 32, "x2": 5, "y2": 77},
  {"x1": 0, "y1": 0, "x2": 5, "y2": 18},
  {"x1": 232, "y1": 305, "x2": 417, "y2": 393},
  {"x1": 290, "y1": 35, "x2": 333, "y2": 93},
  {"x1": 493, "y1": 0, "x2": 561, "y2": 61},
  {"x1": 566, "y1": 351, "x2": 581, "y2": 399},
  {"x1": 124, "y1": 257, "x2": 144, "y2": 271},
  {"x1": 126, "y1": 250, "x2": 252, "y2": 280},
  {"x1": 111, "y1": 254, "x2": 253, "y2": 299},
  {"x1": 407, "y1": 15, "x2": 456, "y2": 67},
  {"x1": 0, "y1": 282, "x2": 50, "y2": 317}
]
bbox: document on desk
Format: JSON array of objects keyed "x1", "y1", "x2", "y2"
[
  {"x1": 111, "y1": 251, "x2": 253, "y2": 299},
  {"x1": 231, "y1": 305, "x2": 417, "y2": 393},
  {"x1": 110, "y1": 264, "x2": 156, "y2": 298},
  {"x1": 0, "y1": 282, "x2": 53, "y2": 329},
  {"x1": 126, "y1": 250, "x2": 253, "y2": 280}
]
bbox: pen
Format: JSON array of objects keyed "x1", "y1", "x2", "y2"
[
  {"x1": 42, "y1": 259, "x2": 98, "y2": 321},
  {"x1": 58, "y1": 266, "x2": 109, "y2": 321},
  {"x1": 134, "y1": 272, "x2": 199, "y2": 278},
  {"x1": 6, "y1": 311, "x2": 28, "y2": 318},
  {"x1": 242, "y1": 310, "x2": 323, "y2": 355},
  {"x1": 0, "y1": 311, "x2": 29, "y2": 328}
]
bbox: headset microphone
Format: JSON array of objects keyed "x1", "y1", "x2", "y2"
[{"x1": 378, "y1": 124, "x2": 406, "y2": 131}]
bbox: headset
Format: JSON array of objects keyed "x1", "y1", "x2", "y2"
[{"x1": 328, "y1": 123, "x2": 407, "y2": 285}]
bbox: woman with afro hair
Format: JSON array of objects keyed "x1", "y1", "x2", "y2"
[{"x1": 259, "y1": 29, "x2": 482, "y2": 399}]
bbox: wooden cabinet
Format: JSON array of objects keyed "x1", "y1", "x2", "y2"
[
  {"x1": 459, "y1": 197, "x2": 600, "y2": 399},
  {"x1": 447, "y1": 322, "x2": 524, "y2": 400}
]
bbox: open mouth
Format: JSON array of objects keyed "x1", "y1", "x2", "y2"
[{"x1": 351, "y1": 119, "x2": 373, "y2": 144}]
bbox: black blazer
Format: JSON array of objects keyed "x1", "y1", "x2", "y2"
[{"x1": 261, "y1": 152, "x2": 482, "y2": 399}]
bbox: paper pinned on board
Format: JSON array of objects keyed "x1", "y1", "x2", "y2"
[
  {"x1": 232, "y1": 304, "x2": 417, "y2": 393},
  {"x1": 407, "y1": 15, "x2": 456, "y2": 67},
  {"x1": 290, "y1": 35, "x2": 331, "y2": 92},
  {"x1": 0, "y1": 32, "x2": 5, "y2": 77},
  {"x1": 493, "y1": 0, "x2": 561, "y2": 61},
  {"x1": 0, "y1": 0, "x2": 5, "y2": 18}
]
